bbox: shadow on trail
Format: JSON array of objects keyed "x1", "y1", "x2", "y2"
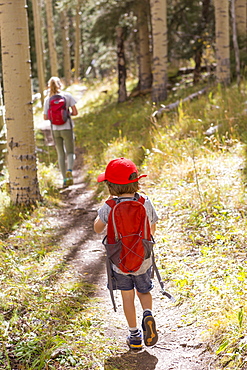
[
  {"x1": 104, "y1": 350, "x2": 158, "y2": 370},
  {"x1": 40, "y1": 172, "x2": 108, "y2": 287}
]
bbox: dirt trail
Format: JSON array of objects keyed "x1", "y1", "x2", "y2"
[{"x1": 48, "y1": 151, "x2": 215, "y2": 370}]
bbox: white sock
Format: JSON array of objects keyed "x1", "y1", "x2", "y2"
[
  {"x1": 129, "y1": 327, "x2": 140, "y2": 336},
  {"x1": 143, "y1": 309, "x2": 152, "y2": 316}
]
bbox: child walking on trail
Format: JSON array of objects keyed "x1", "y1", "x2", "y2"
[
  {"x1": 43, "y1": 76, "x2": 78, "y2": 188},
  {"x1": 94, "y1": 157, "x2": 159, "y2": 350}
]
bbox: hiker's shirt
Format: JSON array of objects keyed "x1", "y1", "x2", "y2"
[
  {"x1": 44, "y1": 92, "x2": 76, "y2": 131},
  {"x1": 98, "y1": 193, "x2": 159, "y2": 276}
]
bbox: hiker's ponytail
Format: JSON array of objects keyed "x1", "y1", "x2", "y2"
[{"x1": 48, "y1": 76, "x2": 62, "y2": 96}]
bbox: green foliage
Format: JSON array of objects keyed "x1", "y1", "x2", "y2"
[
  {"x1": 0, "y1": 208, "x2": 106, "y2": 369},
  {"x1": 38, "y1": 162, "x2": 61, "y2": 198},
  {"x1": 71, "y1": 77, "x2": 247, "y2": 368},
  {"x1": 2, "y1": 77, "x2": 247, "y2": 368},
  {"x1": 168, "y1": 0, "x2": 215, "y2": 64},
  {"x1": 73, "y1": 78, "x2": 154, "y2": 188},
  {"x1": 0, "y1": 204, "x2": 36, "y2": 239},
  {"x1": 90, "y1": 0, "x2": 136, "y2": 44}
]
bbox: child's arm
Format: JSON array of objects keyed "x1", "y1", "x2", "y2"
[
  {"x1": 94, "y1": 195, "x2": 113, "y2": 233},
  {"x1": 151, "y1": 222, "x2": 156, "y2": 235},
  {"x1": 94, "y1": 215, "x2": 106, "y2": 234}
]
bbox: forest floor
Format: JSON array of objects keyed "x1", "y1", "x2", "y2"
[{"x1": 45, "y1": 148, "x2": 216, "y2": 370}]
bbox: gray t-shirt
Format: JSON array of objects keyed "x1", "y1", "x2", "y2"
[
  {"x1": 44, "y1": 92, "x2": 77, "y2": 131},
  {"x1": 98, "y1": 193, "x2": 158, "y2": 225},
  {"x1": 98, "y1": 193, "x2": 158, "y2": 276}
]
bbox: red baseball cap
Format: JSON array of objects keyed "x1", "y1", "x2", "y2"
[{"x1": 97, "y1": 157, "x2": 147, "y2": 184}]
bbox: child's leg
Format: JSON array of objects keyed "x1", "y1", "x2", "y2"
[
  {"x1": 121, "y1": 289, "x2": 142, "y2": 350},
  {"x1": 121, "y1": 289, "x2": 137, "y2": 328},
  {"x1": 136, "y1": 291, "x2": 152, "y2": 311},
  {"x1": 134, "y1": 270, "x2": 158, "y2": 347}
]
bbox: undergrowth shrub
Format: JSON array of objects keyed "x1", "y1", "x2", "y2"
[{"x1": 1, "y1": 76, "x2": 247, "y2": 368}]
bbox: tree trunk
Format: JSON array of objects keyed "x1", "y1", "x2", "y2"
[
  {"x1": 193, "y1": 0, "x2": 210, "y2": 84},
  {"x1": 231, "y1": 0, "x2": 241, "y2": 84},
  {"x1": 0, "y1": 0, "x2": 41, "y2": 204},
  {"x1": 74, "y1": 0, "x2": 81, "y2": 82},
  {"x1": 0, "y1": 78, "x2": 6, "y2": 173},
  {"x1": 61, "y1": 10, "x2": 71, "y2": 87},
  {"x1": 80, "y1": 22, "x2": 85, "y2": 77},
  {"x1": 150, "y1": 0, "x2": 168, "y2": 103},
  {"x1": 116, "y1": 27, "x2": 127, "y2": 103},
  {"x1": 137, "y1": 0, "x2": 152, "y2": 90},
  {"x1": 31, "y1": 0, "x2": 46, "y2": 106},
  {"x1": 235, "y1": 0, "x2": 247, "y2": 38},
  {"x1": 44, "y1": 0, "x2": 58, "y2": 77},
  {"x1": 214, "y1": 0, "x2": 231, "y2": 85},
  {"x1": 193, "y1": 49, "x2": 203, "y2": 85}
]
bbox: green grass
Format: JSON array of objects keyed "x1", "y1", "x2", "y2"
[
  {"x1": 1, "y1": 75, "x2": 247, "y2": 368},
  {"x1": 0, "y1": 205, "x2": 112, "y2": 369}
]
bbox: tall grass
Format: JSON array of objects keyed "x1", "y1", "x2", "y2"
[
  {"x1": 72, "y1": 77, "x2": 247, "y2": 368},
  {"x1": 1, "y1": 76, "x2": 247, "y2": 368}
]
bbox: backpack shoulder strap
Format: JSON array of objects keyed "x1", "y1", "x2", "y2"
[
  {"x1": 105, "y1": 198, "x2": 117, "y2": 208},
  {"x1": 106, "y1": 193, "x2": 145, "y2": 207},
  {"x1": 49, "y1": 94, "x2": 66, "y2": 102},
  {"x1": 137, "y1": 194, "x2": 145, "y2": 205}
]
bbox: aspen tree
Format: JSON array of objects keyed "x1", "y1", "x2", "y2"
[
  {"x1": 61, "y1": 10, "x2": 71, "y2": 87},
  {"x1": 32, "y1": 0, "x2": 46, "y2": 106},
  {"x1": 150, "y1": 0, "x2": 168, "y2": 103},
  {"x1": 214, "y1": 0, "x2": 231, "y2": 85},
  {"x1": 44, "y1": 0, "x2": 58, "y2": 76},
  {"x1": 235, "y1": 0, "x2": 247, "y2": 38},
  {"x1": 0, "y1": 0, "x2": 41, "y2": 204},
  {"x1": 136, "y1": 0, "x2": 152, "y2": 91},
  {"x1": 74, "y1": 0, "x2": 82, "y2": 82}
]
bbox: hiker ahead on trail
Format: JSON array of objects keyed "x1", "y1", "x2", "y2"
[
  {"x1": 94, "y1": 157, "x2": 159, "y2": 350},
  {"x1": 43, "y1": 76, "x2": 78, "y2": 188}
]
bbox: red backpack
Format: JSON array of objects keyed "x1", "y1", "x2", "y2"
[
  {"x1": 47, "y1": 95, "x2": 69, "y2": 125},
  {"x1": 103, "y1": 194, "x2": 153, "y2": 273},
  {"x1": 102, "y1": 194, "x2": 176, "y2": 311}
]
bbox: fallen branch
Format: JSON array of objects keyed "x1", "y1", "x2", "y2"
[
  {"x1": 152, "y1": 87, "x2": 208, "y2": 119},
  {"x1": 129, "y1": 88, "x2": 152, "y2": 98},
  {"x1": 171, "y1": 64, "x2": 216, "y2": 78}
]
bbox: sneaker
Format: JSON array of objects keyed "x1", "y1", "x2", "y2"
[
  {"x1": 63, "y1": 179, "x2": 68, "y2": 188},
  {"x1": 142, "y1": 313, "x2": 158, "y2": 346},
  {"x1": 126, "y1": 331, "x2": 142, "y2": 350},
  {"x1": 66, "y1": 170, "x2": 73, "y2": 186}
]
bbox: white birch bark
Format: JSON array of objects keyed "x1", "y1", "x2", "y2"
[
  {"x1": 235, "y1": 0, "x2": 247, "y2": 37},
  {"x1": 61, "y1": 10, "x2": 71, "y2": 87},
  {"x1": 137, "y1": 0, "x2": 152, "y2": 90},
  {"x1": 214, "y1": 0, "x2": 231, "y2": 85},
  {"x1": 74, "y1": 1, "x2": 81, "y2": 82},
  {"x1": 0, "y1": 0, "x2": 41, "y2": 204},
  {"x1": 150, "y1": 0, "x2": 168, "y2": 103},
  {"x1": 32, "y1": 0, "x2": 46, "y2": 106},
  {"x1": 44, "y1": 0, "x2": 58, "y2": 77}
]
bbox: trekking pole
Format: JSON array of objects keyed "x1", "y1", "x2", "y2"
[
  {"x1": 105, "y1": 252, "x2": 117, "y2": 312},
  {"x1": 151, "y1": 251, "x2": 176, "y2": 303},
  {"x1": 160, "y1": 287, "x2": 176, "y2": 303}
]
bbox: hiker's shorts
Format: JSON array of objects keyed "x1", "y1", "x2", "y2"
[{"x1": 110, "y1": 266, "x2": 154, "y2": 293}]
